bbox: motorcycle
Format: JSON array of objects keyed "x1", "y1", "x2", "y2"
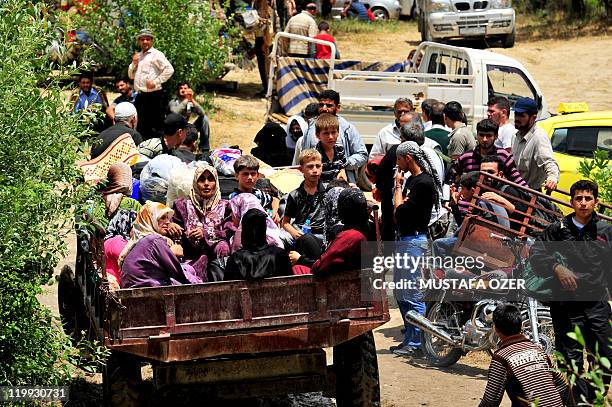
[{"x1": 405, "y1": 233, "x2": 555, "y2": 367}]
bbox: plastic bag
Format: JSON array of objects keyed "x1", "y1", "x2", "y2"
[
  {"x1": 211, "y1": 148, "x2": 242, "y2": 176},
  {"x1": 140, "y1": 154, "x2": 186, "y2": 203}
]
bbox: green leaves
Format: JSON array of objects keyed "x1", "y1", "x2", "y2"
[{"x1": 579, "y1": 149, "x2": 612, "y2": 213}]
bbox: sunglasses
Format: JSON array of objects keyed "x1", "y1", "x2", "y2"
[{"x1": 319, "y1": 103, "x2": 336, "y2": 108}]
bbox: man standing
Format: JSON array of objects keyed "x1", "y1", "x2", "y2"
[
  {"x1": 512, "y1": 97, "x2": 559, "y2": 191},
  {"x1": 530, "y1": 180, "x2": 612, "y2": 404},
  {"x1": 487, "y1": 96, "x2": 515, "y2": 152},
  {"x1": 369, "y1": 98, "x2": 413, "y2": 158},
  {"x1": 444, "y1": 101, "x2": 476, "y2": 160},
  {"x1": 106, "y1": 78, "x2": 138, "y2": 121},
  {"x1": 392, "y1": 141, "x2": 441, "y2": 356},
  {"x1": 424, "y1": 101, "x2": 450, "y2": 155},
  {"x1": 285, "y1": 3, "x2": 318, "y2": 58},
  {"x1": 169, "y1": 82, "x2": 211, "y2": 154},
  {"x1": 91, "y1": 102, "x2": 142, "y2": 159},
  {"x1": 455, "y1": 118, "x2": 527, "y2": 186},
  {"x1": 128, "y1": 29, "x2": 174, "y2": 140},
  {"x1": 292, "y1": 90, "x2": 367, "y2": 184}
]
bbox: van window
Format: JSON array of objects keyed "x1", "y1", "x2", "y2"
[
  {"x1": 427, "y1": 52, "x2": 470, "y2": 83},
  {"x1": 551, "y1": 126, "x2": 612, "y2": 158},
  {"x1": 487, "y1": 65, "x2": 536, "y2": 106}
]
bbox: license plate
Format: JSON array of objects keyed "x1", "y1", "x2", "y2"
[{"x1": 459, "y1": 26, "x2": 486, "y2": 35}]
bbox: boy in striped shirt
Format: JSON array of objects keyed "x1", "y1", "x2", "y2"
[{"x1": 479, "y1": 304, "x2": 572, "y2": 407}]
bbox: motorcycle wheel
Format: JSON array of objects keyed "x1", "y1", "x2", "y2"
[
  {"x1": 421, "y1": 302, "x2": 463, "y2": 367},
  {"x1": 522, "y1": 310, "x2": 555, "y2": 355}
]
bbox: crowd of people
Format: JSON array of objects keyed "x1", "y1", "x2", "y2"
[{"x1": 75, "y1": 21, "x2": 610, "y2": 406}]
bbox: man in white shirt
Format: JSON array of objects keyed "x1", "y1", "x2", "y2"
[
  {"x1": 369, "y1": 98, "x2": 414, "y2": 158},
  {"x1": 487, "y1": 96, "x2": 516, "y2": 152},
  {"x1": 128, "y1": 29, "x2": 174, "y2": 140}
]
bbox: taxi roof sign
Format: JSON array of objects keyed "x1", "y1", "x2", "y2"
[{"x1": 557, "y1": 102, "x2": 589, "y2": 115}]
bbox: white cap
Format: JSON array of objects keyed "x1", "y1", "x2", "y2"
[{"x1": 114, "y1": 102, "x2": 137, "y2": 120}]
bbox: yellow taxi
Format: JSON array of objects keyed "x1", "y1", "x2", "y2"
[{"x1": 536, "y1": 103, "x2": 612, "y2": 209}]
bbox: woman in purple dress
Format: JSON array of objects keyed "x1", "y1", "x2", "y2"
[
  {"x1": 171, "y1": 163, "x2": 235, "y2": 281},
  {"x1": 119, "y1": 201, "x2": 202, "y2": 288}
]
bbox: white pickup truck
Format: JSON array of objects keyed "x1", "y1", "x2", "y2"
[{"x1": 266, "y1": 33, "x2": 547, "y2": 148}]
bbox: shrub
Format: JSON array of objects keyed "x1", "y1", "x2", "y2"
[
  {"x1": 579, "y1": 150, "x2": 612, "y2": 213},
  {"x1": 75, "y1": 0, "x2": 229, "y2": 93},
  {"x1": 0, "y1": 0, "x2": 91, "y2": 385}
]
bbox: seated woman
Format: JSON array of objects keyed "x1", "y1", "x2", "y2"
[
  {"x1": 224, "y1": 209, "x2": 292, "y2": 280},
  {"x1": 293, "y1": 188, "x2": 370, "y2": 275},
  {"x1": 171, "y1": 164, "x2": 235, "y2": 281},
  {"x1": 229, "y1": 193, "x2": 283, "y2": 252},
  {"x1": 104, "y1": 209, "x2": 138, "y2": 289},
  {"x1": 119, "y1": 201, "x2": 202, "y2": 288},
  {"x1": 251, "y1": 122, "x2": 292, "y2": 167}
]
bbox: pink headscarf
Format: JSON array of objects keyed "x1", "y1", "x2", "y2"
[{"x1": 229, "y1": 194, "x2": 283, "y2": 251}]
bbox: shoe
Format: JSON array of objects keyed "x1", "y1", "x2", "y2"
[
  {"x1": 393, "y1": 346, "x2": 423, "y2": 357},
  {"x1": 389, "y1": 344, "x2": 406, "y2": 352}
]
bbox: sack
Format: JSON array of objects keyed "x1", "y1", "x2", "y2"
[
  {"x1": 211, "y1": 148, "x2": 242, "y2": 176},
  {"x1": 522, "y1": 251, "x2": 565, "y2": 301}
]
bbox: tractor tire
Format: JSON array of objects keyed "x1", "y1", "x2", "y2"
[
  {"x1": 333, "y1": 332, "x2": 381, "y2": 407},
  {"x1": 58, "y1": 265, "x2": 89, "y2": 341},
  {"x1": 103, "y1": 352, "x2": 142, "y2": 407}
]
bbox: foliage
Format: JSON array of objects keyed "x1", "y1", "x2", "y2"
[
  {"x1": 556, "y1": 322, "x2": 612, "y2": 406},
  {"x1": 0, "y1": 0, "x2": 92, "y2": 385},
  {"x1": 515, "y1": 0, "x2": 611, "y2": 20},
  {"x1": 332, "y1": 17, "x2": 405, "y2": 35},
  {"x1": 75, "y1": 0, "x2": 230, "y2": 94},
  {"x1": 579, "y1": 150, "x2": 612, "y2": 211}
]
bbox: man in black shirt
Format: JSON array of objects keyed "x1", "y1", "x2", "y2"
[
  {"x1": 106, "y1": 78, "x2": 138, "y2": 121},
  {"x1": 392, "y1": 141, "x2": 441, "y2": 356},
  {"x1": 90, "y1": 102, "x2": 143, "y2": 159}
]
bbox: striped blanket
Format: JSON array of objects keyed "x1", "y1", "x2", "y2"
[{"x1": 276, "y1": 57, "x2": 406, "y2": 116}]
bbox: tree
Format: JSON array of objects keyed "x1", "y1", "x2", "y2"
[
  {"x1": 0, "y1": 0, "x2": 91, "y2": 385},
  {"x1": 76, "y1": 0, "x2": 230, "y2": 94}
]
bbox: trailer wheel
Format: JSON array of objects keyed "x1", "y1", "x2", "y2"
[
  {"x1": 333, "y1": 331, "x2": 381, "y2": 407},
  {"x1": 103, "y1": 352, "x2": 142, "y2": 407}
]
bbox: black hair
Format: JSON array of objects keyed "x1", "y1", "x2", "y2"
[
  {"x1": 319, "y1": 89, "x2": 340, "y2": 105},
  {"x1": 430, "y1": 102, "x2": 445, "y2": 126},
  {"x1": 481, "y1": 155, "x2": 505, "y2": 172},
  {"x1": 115, "y1": 77, "x2": 131, "y2": 85},
  {"x1": 476, "y1": 118, "x2": 499, "y2": 135},
  {"x1": 443, "y1": 101, "x2": 464, "y2": 123},
  {"x1": 487, "y1": 96, "x2": 511, "y2": 114},
  {"x1": 460, "y1": 171, "x2": 480, "y2": 189},
  {"x1": 318, "y1": 20, "x2": 330, "y2": 31},
  {"x1": 570, "y1": 179, "x2": 598, "y2": 200},
  {"x1": 304, "y1": 102, "x2": 320, "y2": 119},
  {"x1": 183, "y1": 123, "x2": 199, "y2": 146},
  {"x1": 421, "y1": 98, "x2": 437, "y2": 119},
  {"x1": 326, "y1": 178, "x2": 350, "y2": 190},
  {"x1": 177, "y1": 81, "x2": 190, "y2": 91},
  {"x1": 493, "y1": 304, "x2": 522, "y2": 336},
  {"x1": 78, "y1": 72, "x2": 94, "y2": 82}
]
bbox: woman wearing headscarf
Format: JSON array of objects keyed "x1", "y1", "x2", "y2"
[
  {"x1": 251, "y1": 122, "x2": 292, "y2": 167},
  {"x1": 291, "y1": 188, "x2": 371, "y2": 275},
  {"x1": 171, "y1": 164, "x2": 235, "y2": 280},
  {"x1": 229, "y1": 194, "x2": 283, "y2": 252},
  {"x1": 224, "y1": 209, "x2": 292, "y2": 281},
  {"x1": 285, "y1": 115, "x2": 308, "y2": 159},
  {"x1": 91, "y1": 163, "x2": 141, "y2": 229},
  {"x1": 119, "y1": 201, "x2": 202, "y2": 288}
]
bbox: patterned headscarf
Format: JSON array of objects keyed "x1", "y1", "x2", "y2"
[
  {"x1": 323, "y1": 186, "x2": 344, "y2": 245},
  {"x1": 118, "y1": 201, "x2": 173, "y2": 266},
  {"x1": 100, "y1": 163, "x2": 133, "y2": 218},
  {"x1": 190, "y1": 163, "x2": 221, "y2": 213},
  {"x1": 396, "y1": 141, "x2": 442, "y2": 209},
  {"x1": 229, "y1": 193, "x2": 283, "y2": 250}
]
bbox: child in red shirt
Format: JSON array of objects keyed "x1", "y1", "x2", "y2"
[{"x1": 313, "y1": 21, "x2": 338, "y2": 59}]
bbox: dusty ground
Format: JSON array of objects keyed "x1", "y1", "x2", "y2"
[{"x1": 39, "y1": 18, "x2": 612, "y2": 407}]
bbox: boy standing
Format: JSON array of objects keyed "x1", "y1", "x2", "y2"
[
  {"x1": 315, "y1": 113, "x2": 347, "y2": 182},
  {"x1": 313, "y1": 21, "x2": 337, "y2": 60},
  {"x1": 479, "y1": 304, "x2": 571, "y2": 407},
  {"x1": 281, "y1": 149, "x2": 326, "y2": 246},
  {"x1": 230, "y1": 155, "x2": 280, "y2": 222}
]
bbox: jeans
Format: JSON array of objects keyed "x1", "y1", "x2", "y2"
[
  {"x1": 394, "y1": 234, "x2": 428, "y2": 348},
  {"x1": 431, "y1": 236, "x2": 457, "y2": 258}
]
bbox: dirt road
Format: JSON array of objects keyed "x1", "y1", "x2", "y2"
[{"x1": 39, "y1": 20, "x2": 611, "y2": 406}]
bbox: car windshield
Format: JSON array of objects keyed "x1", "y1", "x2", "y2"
[{"x1": 551, "y1": 126, "x2": 612, "y2": 158}]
